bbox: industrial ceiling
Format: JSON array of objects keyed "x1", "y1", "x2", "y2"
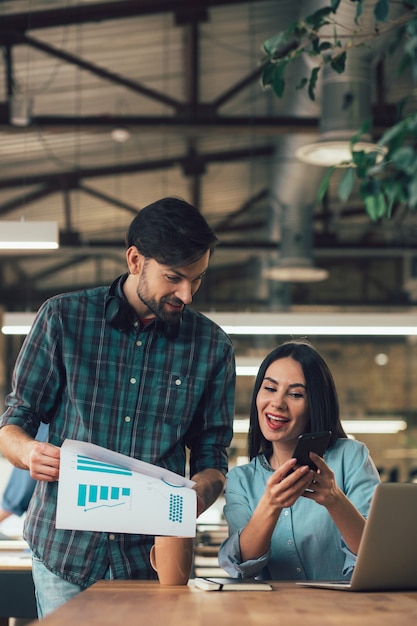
[{"x1": 0, "y1": 0, "x2": 416, "y2": 314}]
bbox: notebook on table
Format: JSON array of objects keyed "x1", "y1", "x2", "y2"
[
  {"x1": 297, "y1": 482, "x2": 417, "y2": 591},
  {"x1": 194, "y1": 577, "x2": 272, "y2": 591}
]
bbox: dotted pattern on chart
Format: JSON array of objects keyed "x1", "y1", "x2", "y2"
[{"x1": 169, "y1": 494, "x2": 183, "y2": 523}]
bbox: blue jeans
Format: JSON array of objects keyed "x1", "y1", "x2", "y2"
[
  {"x1": 31, "y1": 556, "x2": 85, "y2": 618},
  {"x1": 32, "y1": 556, "x2": 113, "y2": 619}
]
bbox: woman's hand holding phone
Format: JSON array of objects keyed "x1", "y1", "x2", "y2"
[{"x1": 264, "y1": 460, "x2": 314, "y2": 510}]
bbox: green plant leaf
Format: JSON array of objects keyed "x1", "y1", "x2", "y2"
[
  {"x1": 351, "y1": 149, "x2": 379, "y2": 177},
  {"x1": 308, "y1": 67, "x2": 320, "y2": 100},
  {"x1": 330, "y1": 51, "x2": 346, "y2": 73},
  {"x1": 391, "y1": 146, "x2": 414, "y2": 172},
  {"x1": 363, "y1": 192, "x2": 387, "y2": 221},
  {"x1": 350, "y1": 118, "x2": 372, "y2": 145},
  {"x1": 338, "y1": 167, "x2": 356, "y2": 202},
  {"x1": 405, "y1": 111, "x2": 417, "y2": 133},
  {"x1": 317, "y1": 166, "x2": 335, "y2": 205},
  {"x1": 384, "y1": 181, "x2": 403, "y2": 217},
  {"x1": 296, "y1": 77, "x2": 308, "y2": 90},
  {"x1": 305, "y1": 7, "x2": 333, "y2": 29},
  {"x1": 263, "y1": 32, "x2": 289, "y2": 57},
  {"x1": 408, "y1": 175, "x2": 417, "y2": 209},
  {"x1": 355, "y1": 0, "x2": 364, "y2": 23},
  {"x1": 374, "y1": 0, "x2": 389, "y2": 22},
  {"x1": 271, "y1": 62, "x2": 287, "y2": 98},
  {"x1": 262, "y1": 63, "x2": 276, "y2": 87},
  {"x1": 378, "y1": 117, "x2": 406, "y2": 148},
  {"x1": 319, "y1": 41, "x2": 332, "y2": 52}
]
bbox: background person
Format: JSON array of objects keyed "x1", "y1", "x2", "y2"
[
  {"x1": 0, "y1": 197, "x2": 235, "y2": 617},
  {"x1": 0, "y1": 423, "x2": 49, "y2": 531},
  {"x1": 219, "y1": 340, "x2": 380, "y2": 581}
]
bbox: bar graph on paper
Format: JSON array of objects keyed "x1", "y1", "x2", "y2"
[
  {"x1": 56, "y1": 440, "x2": 196, "y2": 535},
  {"x1": 76, "y1": 455, "x2": 132, "y2": 511},
  {"x1": 74, "y1": 454, "x2": 184, "y2": 520}
]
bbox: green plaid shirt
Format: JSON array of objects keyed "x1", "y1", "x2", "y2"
[{"x1": 0, "y1": 283, "x2": 235, "y2": 587}]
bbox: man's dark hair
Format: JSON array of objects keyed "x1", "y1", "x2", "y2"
[{"x1": 126, "y1": 197, "x2": 218, "y2": 266}]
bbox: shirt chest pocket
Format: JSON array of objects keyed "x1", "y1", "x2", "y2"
[{"x1": 136, "y1": 372, "x2": 206, "y2": 428}]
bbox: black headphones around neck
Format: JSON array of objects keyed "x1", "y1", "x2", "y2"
[
  {"x1": 105, "y1": 273, "x2": 136, "y2": 331},
  {"x1": 105, "y1": 272, "x2": 183, "y2": 339}
]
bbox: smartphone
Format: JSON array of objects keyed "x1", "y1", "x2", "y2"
[{"x1": 289, "y1": 431, "x2": 332, "y2": 472}]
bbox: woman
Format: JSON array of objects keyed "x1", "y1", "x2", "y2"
[{"x1": 219, "y1": 340, "x2": 380, "y2": 581}]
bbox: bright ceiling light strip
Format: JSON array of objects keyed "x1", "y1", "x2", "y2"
[
  {"x1": 204, "y1": 312, "x2": 417, "y2": 336},
  {"x1": 1, "y1": 324, "x2": 33, "y2": 335},
  {"x1": 4, "y1": 311, "x2": 417, "y2": 339},
  {"x1": 0, "y1": 221, "x2": 59, "y2": 250},
  {"x1": 0, "y1": 242, "x2": 58, "y2": 250},
  {"x1": 236, "y1": 366, "x2": 259, "y2": 376},
  {"x1": 342, "y1": 420, "x2": 407, "y2": 434},
  {"x1": 224, "y1": 326, "x2": 417, "y2": 336},
  {"x1": 232, "y1": 419, "x2": 407, "y2": 435},
  {"x1": 1, "y1": 312, "x2": 36, "y2": 335}
]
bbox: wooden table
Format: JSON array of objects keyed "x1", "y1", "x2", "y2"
[{"x1": 26, "y1": 579, "x2": 417, "y2": 626}]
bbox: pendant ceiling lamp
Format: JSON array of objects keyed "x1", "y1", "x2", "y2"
[{"x1": 0, "y1": 221, "x2": 59, "y2": 250}]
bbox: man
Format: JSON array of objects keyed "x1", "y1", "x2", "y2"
[{"x1": 0, "y1": 197, "x2": 235, "y2": 617}]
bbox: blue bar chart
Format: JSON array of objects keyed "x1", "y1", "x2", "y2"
[
  {"x1": 76, "y1": 455, "x2": 132, "y2": 510},
  {"x1": 56, "y1": 440, "x2": 197, "y2": 536}
]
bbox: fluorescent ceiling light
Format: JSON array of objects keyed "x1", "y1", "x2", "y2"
[
  {"x1": 236, "y1": 357, "x2": 261, "y2": 377},
  {"x1": 233, "y1": 418, "x2": 407, "y2": 435},
  {"x1": 262, "y1": 265, "x2": 329, "y2": 283},
  {"x1": 204, "y1": 312, "x2": 417, "y2": 336},
  {"x1": 342, "y1": 420, "x2": 407, "y2": 434},
  {"x1": 295, "y1": 141, "x2": 387, "y2": 168},
  {"x1": 0, "y1": 221, "x2": 59, "y2": 250},
  {"x1": 1, "y1": 312, "x2": 36, "y2": 335},
  {"x1": 6, "y1": 311, "x2": 417, "y2": 338}
]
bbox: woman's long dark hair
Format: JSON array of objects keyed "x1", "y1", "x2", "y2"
[{"x1": 248, "y1": 340, "x2": 347, "y2": 460}]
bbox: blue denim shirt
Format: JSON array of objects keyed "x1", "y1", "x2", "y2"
[{"x1": 219, "y1": 438, "x2": 380, "y2": 581}]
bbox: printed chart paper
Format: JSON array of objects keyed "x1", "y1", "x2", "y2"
[{"x1": 56, "y1": 440, "x2": 196, "y2": 536}]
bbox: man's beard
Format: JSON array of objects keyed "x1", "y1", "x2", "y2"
[
  {"x1": 138, "y1": 290, "x2": 184, "y2": 325},
  {"x1": 136, "y1": 280, "x2": 184, "y2": 328},
  {"x1": 136, "y1": 262, "x2": 184, "y2": 337}
]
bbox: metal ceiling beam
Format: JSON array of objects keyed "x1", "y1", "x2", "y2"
[
  {"x1": 0, "y1": 109, "x2": 393, "y2": 135},
  {"x1": 79, "y1": 184, "x2": 140, "y2": 216},
  {"x1": 0, "y1": 145, "x2": 275, "y2": 191},
  {"x1": 0, "y1": 113, "x2": 321, "y2": 134},
  {"x1": 16, "y1": 33, "x2": 182, "y2": 111},
  {"x1": 0, "y1": 183, "x2": 60, "y2": 217},
  {"x1": 0, "y1": 0, "x2": 265, "y2": 31},
  {"x1": 0, "y1": 244, "x2": 414, "y2": 258},
  {"x1": 214, "y1": 188, "x2": 269, "y2": 231}
]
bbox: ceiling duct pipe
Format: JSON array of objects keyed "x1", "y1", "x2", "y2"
[
  {"x1": 263, "y1": 0, "x2": 397, "y2": 285},
  {"x1": 296, "y1": 0, "x2": 390, "y2": 166},
  {"x1": 264, "y1": 133, "x2": 329, "y2": 283},
  {"x1": 264, "y1": 195, "x2": 328, "y2": 282}
]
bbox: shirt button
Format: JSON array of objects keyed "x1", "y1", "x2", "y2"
[
  {"x1": 175, "y1": 379, "x2": 181, "y2": 386},
  {"x1": 287, "y1": 540, "x2": 293, "y2": 545},
  {"x1": 284, "y1": 510, "x2": 289, "y2": 516},
  {"x1": 296, "y1": 568, "x2": 301, "y2": 573},
  {"x1": 125, "y1": 416, "x2": 131, "y2": 423},
  {"x1": 109, "y1": 534, "x2": 115, "y2": 541},
  {"x1": 136, "y1": 340, "x2": 142, "y2": 347},
  {"x1": 130, "y1": 377, "x2": 136, "y2": 384}
]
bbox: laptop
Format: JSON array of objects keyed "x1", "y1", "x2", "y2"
[{"x1": 297, "y1": 482, "x2": 417, "y2": 591}]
